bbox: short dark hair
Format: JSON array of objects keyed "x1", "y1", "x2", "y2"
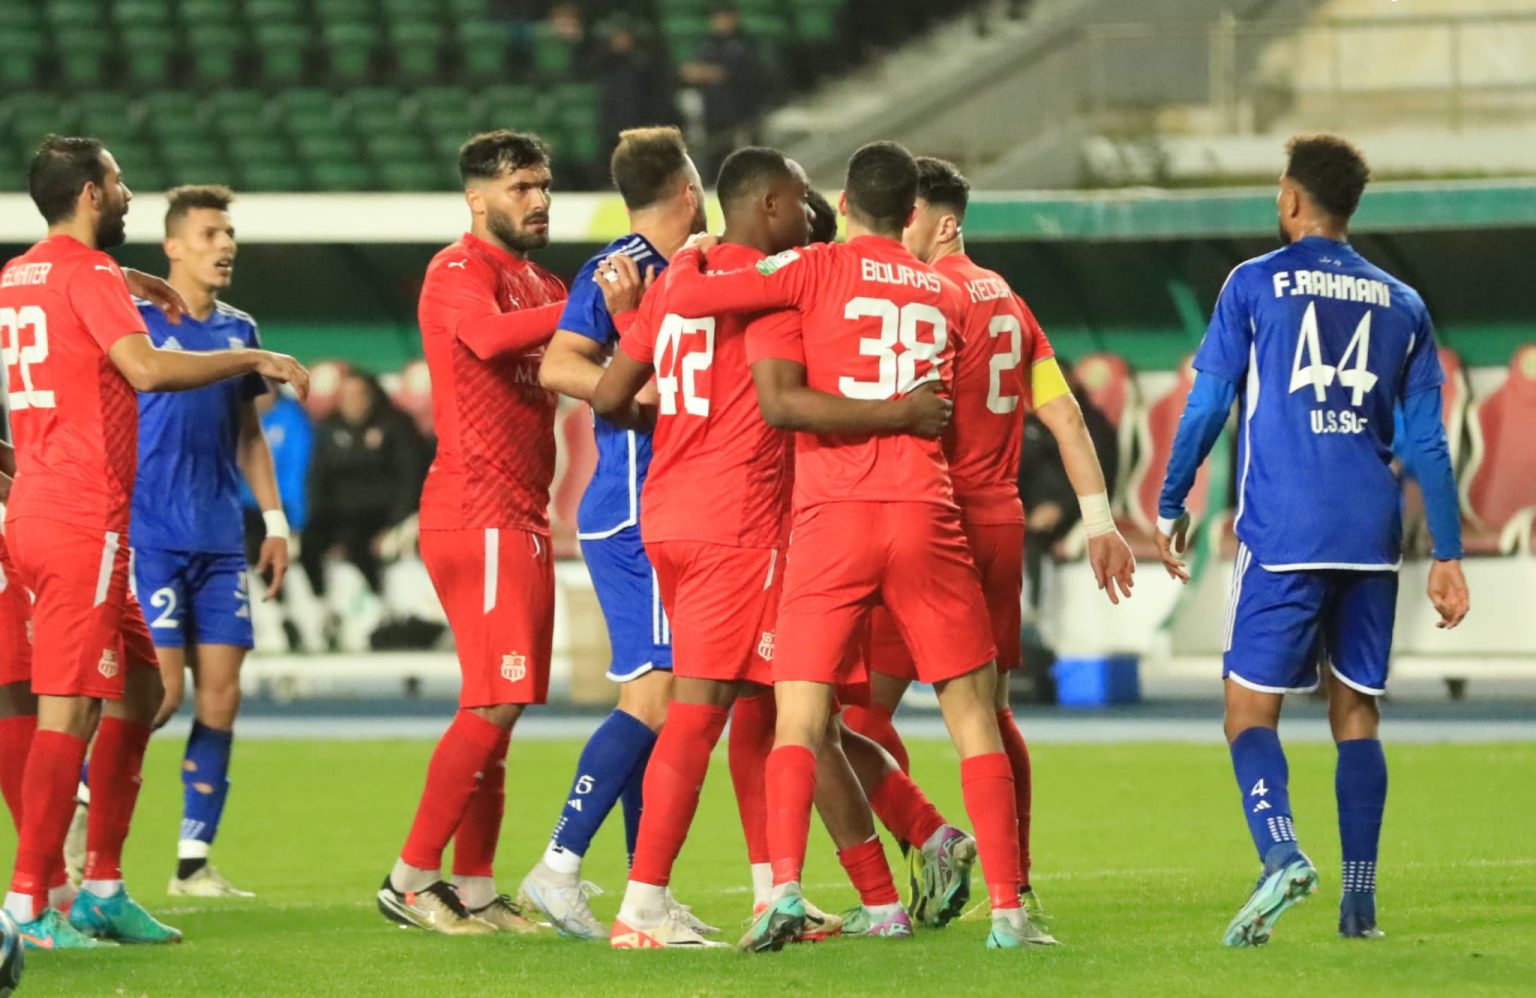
[
  {"x1": 610, "y1": 126, "x2": 690, "y2": 210},
  {"x1": 27, "y1": 134, "x2": 108, "y2": 225},
  {"x1": 914, "y1": 156, "x2": 970, "y2": 221},
  {"x1": 715, "y1": 146, "x2": 793, "y2": 207},
  {"x1": 843, "y1": 140, "x2": 917, "y2": 233},
  {"x1": 806, "y1": 188, "x2": 837, "y2": 244},
  {"x1": 1284, "y1": 133, "x2": 1370, "y2": 221},
  {"x1": 458, "y1": 129, "x2": 549, "y2": 184},
  {"x1": 165, "y1": 183, "x2": 234, "y2": 235}
]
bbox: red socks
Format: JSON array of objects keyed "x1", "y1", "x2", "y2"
[
  {"x1": 0, "y1": 714, "x2": 37, "y2": 830},
  {"x1": 867, "y1": 769, "x2": 945, "y2": 848},
  {"x1": 960, "y1": 752, "x2": 1022, "y2": 911},
  {"x1": 451, "y1": 727, "x2": 510, "y2": 879},
  {"x1": 996, "y1": 709, "x2": 1033, "y2": 891},
  {"x1": 836, "y1": 837, "x2": 899, "y2": 906},
  {"x1": 729, "y1": 694, "x2": 775, "y2": 865},
  {"x1": 83, "y1": 717, "x2": 151, "y2": 882},
  {"x1": 629, "y1": 703, "x2": 728, "y2": 886},
  {"x1": 840, "y1": 702, "x2": 909, "y2": 773},
  {"x1": 401, "y1": 711, "x2": 506, "y2": 871},
  {"x1": 764, "y1": 744, "x2": 817, "y2": 886},
  {"x1": 10, "y1": 730, "x2": 87, "y2": 910}
]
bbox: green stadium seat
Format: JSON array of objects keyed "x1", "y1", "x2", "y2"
[
  {"x1": 6, "y1": 94, "x2": 78, "y2": 150},
  {"x1": 179, "y1": 0, "x2": 239, "y2": 27},
  {"x1": 293, "y1": 133, "x2": 357, "y2": 162},
  {"x1": 456, "y1": 21, "x2": 509, "y2": 82},
  {"x1": 415, "y1": 86, "x2": 479, "y2": 139},
  {"x1": 276, "y1": 90, "x2": 346, "y2": 136},
  {"x1": 54, "y1": 26, "x2": 113, "y2": 86},
  {"x1": 346, "y1": 88, "x2": 409, "y2": 132},
  {"x1": 75, "y1": 94, "x2": 143, "y2": 143},
  {"x1": 381, "y1": 0, "x2": 444, "y2": 19},
  {"x1": 0, "y1": 27, "x2": 47, "y2": 90},
  {"x1": 312, "y1": 0, "x2": 373, "y2": 26},
  {"x1": 429, "y1": 130, "x2": 469, "y2": 160},
  {"x1": 111, "y1": 0, "x2": 173, "y2": 27},
  {"x1": 529, "y1": 21, "x2": 578, "y2": 78},
  {"x1": 185, "y1": 23, "x2": 245, "y2": 85},
  {"x1": 740, "y1": 11, "x2": 792, "y2": 44},
  {"x1": 121, "y1": 25, "x2": 177, "y2": 86},
  {"x1": 364, "y1": 133, "x2": 433, "y2": 170},
  {"x1": 477, "y1": 84, "x2": 540, "y2": 130},
  {"x1": 309, "y1": 160, "x2": 376, "y2": 191},
  {"x1": 240, "y1": 161, "x2": 307, "y2": 191},
  {"x1": 377, "y1": 159, "x2": 446, "y2": 192},
  {"x1": 157, "y1": 135, "x2": 231, "y2": 185},
  {"x1": 44, "y1": 0, "x2": 101, "y2": 29},
  {"x1": 141, "y1": 91, "x2": 204, "y2": 127},
  {"x1": 208, "y1": 91, "x2": 271, "y2": 137},
  {"x1": 446, "y1": 0, "x2": 488, "y2": 18},
  {"x1": 244, "y1": 0, "x2": 306, "y2": 25},
  {"x1": 254, "y1": 22, "x2": 310, "y2": 84},
  {"x1": 322, "y1": 22, "x2": 380, "y2": 84},
  {"x1": 388, "y1": 20, "x2": 445, "y2": 83}
]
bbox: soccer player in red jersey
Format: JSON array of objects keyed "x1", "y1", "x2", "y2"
[
  {"x1": 0, "y1": 135, "x2": 307, "y2": 949},
  {"x1": 650, "y1": 140, "x2": 1043, "y2": 951},
  {"x1": 845, "y1": 157, "x2": 1137, "y2": 935},
  {"x1": 591, "y1": 149, "x2": 954, "y2": 948},
  {"x1": 375, "y1": 131, "x2": 572, "y2": 936}
]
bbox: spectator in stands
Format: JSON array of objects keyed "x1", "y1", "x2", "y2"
[
  {"x1": 679, "y1": 4, "x2": 768, "y2": 177},
  {"x1": 1016, "y1": 368, "x2": 1119, "y2": 700},
  {"x1": 300, "y1": 371, "x2": 428, "y2": 621},
  {"x1": 595, "y1": 17, "x2": 678, "y2": 173}
]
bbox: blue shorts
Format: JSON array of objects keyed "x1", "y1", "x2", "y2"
[
  {"x1": 579, "y1": 525, "x2": 671, "y2": 683},
  {"x1": 1222, "y1": 546, "x2": 1398, "y2": 697},
  {"x1": 133, "y1": 548, "x2": 254, "y2": 650}
]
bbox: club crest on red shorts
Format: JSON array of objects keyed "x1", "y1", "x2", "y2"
[
  {"x1": 501, "y1": 652, "x2": 527, "y2": 683},
  {"x1": 97, "y1": 648, "x2": 119, "y2": 679},
  {"x1": 757, "y1": 631, "x2": 775, "y2": 662}
]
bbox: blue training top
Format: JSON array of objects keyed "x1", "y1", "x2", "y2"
[
  {"x1": 131, "y1": 300, "x2": 267, "y2": 554},
  {"x1": 1166, "y1": 236, "x2": 1445, "y2": 571},
  {"x1": 559, "y1": 233, "x2": 668, "y2": 539}
]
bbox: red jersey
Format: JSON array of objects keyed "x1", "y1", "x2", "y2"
[
  {"x1": 668, "y1": 235, "x2": 967, "y2": 514},
  {"x1": 938, "y1": 253, "x2": 1054, "y2": 524},
  {"x1": 0, "y1": 235, "x2": 147, "y2": 533},
  {"x1": 417, "y1": 234, "x2": 567, "y2": 533},
  {"x1": 619, "y1": 242, "x2": 790, "y2": 547}
]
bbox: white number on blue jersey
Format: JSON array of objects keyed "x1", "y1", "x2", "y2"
[
  {"x1": 838, "y1": 297, "x2": 947, "y2": 400},
  {"x1": 986, "y1": 314, "x2": 1024, "y2": 415},
  {"x1": 1288, "y1": 303, "x2": 1378, "y2": 407},
  {"x1": 654, "y1": 315, "x2": 715, "y2": 417},
  {"x1": 0, "y1": 305, "x2": 56, "y2": 411}
]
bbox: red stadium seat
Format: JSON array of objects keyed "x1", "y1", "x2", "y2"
[
  {"x1": 1126, "y1": 356, "x2": 1212, "y2": 538},
  {"x1": 303, "y1": 359, "x2": 351, "y2": 422},
  {"x1": 1439, "y1": 346, "x2": 1469, "y2": 468},
  {"x1": 1460, "y1": 344, "x2": 1536, "y2": 553},
  {"x1": 550, "y1": 401, "x2": 598, "y2": 559},
  {"x1": 391, "y1": 358, "x2": 434, "y2": 437}
]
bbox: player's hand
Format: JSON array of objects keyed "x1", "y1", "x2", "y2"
[
  {"x1": 123, "y1": 269, "x2": 189, "y2": 324},
  {"x1": 896, "y1": 382, "x2": 952, "y2": 438},
  {"x1": 681, "y1": 232, "x2": 719, "y2": 255},
  {"x1": 1155, "y1": 512, "x2": 1192, "y2": 583},
  {"x1": 594, "y1": 253, "x2": 647, "y2": 315},
  {"x1": 1089, "y1": 531, "x2": 1137, "y2": 604},
  {"x1": 0, "y1": 473, "x2": 11, "y2": 505},
  {"x1": 1427, "y1": 558, "x2": 1469, "y2": 629},
  {"x1": 256, "y1": 535, "x2": 289, "y2": 601},
  {"x1": 253, "y1": 351, "x2": 310, "y2": 400}
]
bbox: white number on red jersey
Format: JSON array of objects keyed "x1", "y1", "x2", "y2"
[
  {"x1": 0, "y1": 305, "x2": 56, "y2": 411},
  {"x1": 986, "y1": 314, "x2": 1024, "y2": 414},
  {"x1": 654, "y1": 314, "x2": 716, "y2": 416},
  {"x1": 837, "y1": 297, "x2": 948, "y2": 400}
]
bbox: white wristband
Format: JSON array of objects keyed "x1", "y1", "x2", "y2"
[
  {"x1": 1078, "y1": 492, "x2": 1116, "y2": 538},
  {"x1": 262, "y1": 509, "x2": 291, "y2": 541},
  {"x1": 1156, "y1": 514, "x2": 1182, "y2": 537}
]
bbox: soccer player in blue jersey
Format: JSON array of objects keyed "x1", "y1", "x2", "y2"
[
  {"x1": 520, "y1": 126, "x2": 709, "y2": 939},
  {"x1": 1157, "y1": 135, "x2": 1470, "y2": 946},
  {"x1": 131, "y1": 186, "x2": 289, "y2": 897}
]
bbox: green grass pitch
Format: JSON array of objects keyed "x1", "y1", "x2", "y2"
[{"x1": 5, "y1": 736, "x2": 1533, "y2": 996}]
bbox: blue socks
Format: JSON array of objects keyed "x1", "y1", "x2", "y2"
[
  {"x1": 1337, "y1": 738, "x2": 1387, "y2": 924},
  {"x1": 179, "y1": 721, "x2": 234, "y2": 877},
  {"x1": 548, "y1": 709, "x2": 657, "y2": 862},
  {"x1": 1229, "y1": 726, "x2": 1301, "y2": 868}
]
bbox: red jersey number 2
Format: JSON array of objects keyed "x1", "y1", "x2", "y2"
[
  {"x1": 655, "y1": 314, "x2": 715, "y2": 417},
  {"x1": 0, "y1": 305, "x2": 56, "y2": 411}
]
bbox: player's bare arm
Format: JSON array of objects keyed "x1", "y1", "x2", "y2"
[
  {"x1": 237, "y1": 399, "x2": 289, "y2": 600},
  {"x1": 590, "y1": 345, "x2": 656, "y2": 432},
  {"x1": 538, "y1": 330, "x2": 609, "y2": 401},
  {"x1": 750, "y1": 357, "x2": 951, "y2": 437},
  {"x1": 122, "y1": 268, "x2": 188, "y2": 324},
  {"x1": 0, "y1": 440, "x2": 13, "y2": 504},
  {"x1": 107, "y1": 333, "x2": 309, "y2": 398},
  {"x1": 1034, "y1": 382, "x2": 1136, "y2": 604}
]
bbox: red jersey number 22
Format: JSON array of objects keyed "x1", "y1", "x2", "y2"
[
  {"x1": 655, "y1": 314, "x2": 715, "y2": 417},
  {"x1": 0, "y1": 306, "x2": 55, "y2": 411}
]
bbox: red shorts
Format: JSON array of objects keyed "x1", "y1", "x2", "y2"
[
  {"x1": 0, "y1": 534, "x2": 33, "y2": 687},
  {"x1": 647, "y1": 540, "x2": 778, "y2": 687},
  {"x1": 774, "y1": 501, "x2": 996, "y2": 687},
  {"x1": 859, "y1": 515, "x2": 1024, "y2": 682},
  {"x1": 5, "y1": 518, "x2": 157, "y2": 699},
  {"x1": 420, "y1": 527, "x2": 554, "y2": 708}
]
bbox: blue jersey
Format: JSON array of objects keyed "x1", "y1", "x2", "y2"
[
  {"x1": 560, "y1": 233, "x2": 668, "y2": 539},
  {"x1": 239, "y1": 393, "x2": 313, "y2": 530},
  {"x1": 131, "y1": 300, "x2": 267, "y2": 554},
  {"x1": 1194, "y1": 236, "x2": 1443, "y2": 571}
]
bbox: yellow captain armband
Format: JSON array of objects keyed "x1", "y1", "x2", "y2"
[{"x1": 1029, "y1": 356, "x2": 1070, "y2": 409}]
